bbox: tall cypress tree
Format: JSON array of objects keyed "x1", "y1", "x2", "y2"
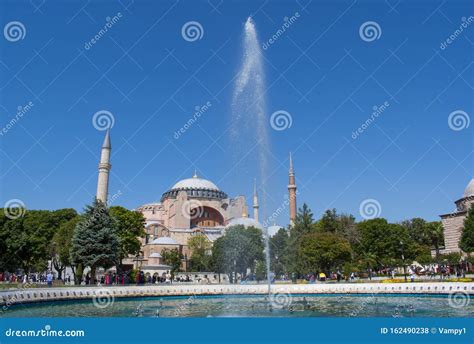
[
  {"x1": 460, "y1": 205, "x2": 474, "y2": 254},
  {"x1": 70, "y1": 199, "x2": 119, "y2": 283}
]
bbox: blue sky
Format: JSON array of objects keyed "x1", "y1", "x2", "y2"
[{"x1": 0, "y1": 0, "x2": 472, "y2": 226}]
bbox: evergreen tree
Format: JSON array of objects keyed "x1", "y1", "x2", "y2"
[
  {"x1": 460, "y1": 205, "x2": 474, "y2": 253},
  {"x1": 287, "y1": 204, "x2": 315, "y2": 276},
  {"x1": 70, "y1": 199, "x2": 119, "y2": 284}
]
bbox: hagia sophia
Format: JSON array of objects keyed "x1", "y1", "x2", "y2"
[
  {"x1": 95, "y1": 130, "x2": 297, "y2": 275},
  {"x1": 94, "y1": 131, "x2": 472, "y2": 275}
]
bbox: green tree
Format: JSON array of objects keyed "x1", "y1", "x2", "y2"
[
  {"x1": 425, "y1": 221, "x2": 444, "y2": 263},
  {"x1": 70, "y1": 199, "x2": 119, "y2": 284},
  {"x1": 402, "y1": 218, "x2": 429, "y2": 246},
  {"x1": 51, "y1": 216, "x2": 80, "y2": 279},
  {"x1": 317, "y1": 209, "x2": 340, "y2": 233},
  {"x1": 187, "y1": 234, "x2": 211, "y2": 272},
  {"x1": 269, "y1": 228, "x2": 289, "y2": 277},
  {"x1": 255, "y1": 260, "x2": 266, "y2": 282},
  {"x1": 109, "y1": 206, "x2": 146, "y2": 271},
  {"x1": 440, "y1": 252, "x2": 461, "y2": 265},
  {"x1": 460, "y1": 206, "x2": 474, "y2": 254},
  {"x1": 210, "y1": 225, "x2": 264, "y2": 283},
  {"x1": 0, "y1": 208, "x2": 76, "y2": 273},
  {"x1": 297, "y1": 232, "x2": 352, "y2": 275},
  {"x1": 287, "y1": 204, "x2": 316, "y2": 276},
  {"x1": 356, "y1": 219, "x2": 417, "y2": 274},
  {"x1": 161, "y1": 248, "x2": 182, "y2": 279}
]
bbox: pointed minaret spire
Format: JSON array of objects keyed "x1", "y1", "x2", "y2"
[
  {"x1": 253, "y1": 178, "x2": 259, "y2": 222},
  {"x1": 96, "y1": 130, "x2": 112, "y2": 204},
  {"x1": 193, "y1": 169, "x2": 198, "y2": 178},
  {"x1": 102, "y1": 129, "x2": 111, "y2": 149},
  {"x1": 288, "y1": 152, "x2": 297, "y2": 226}
]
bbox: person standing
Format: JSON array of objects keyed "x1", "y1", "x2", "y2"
[{"x1": 46, "y1": 271, "x2": 53, "y2": 288}]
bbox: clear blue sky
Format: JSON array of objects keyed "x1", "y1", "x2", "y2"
[{"x1": 0, "y1": 0, "x2": 472, "y2": 226}]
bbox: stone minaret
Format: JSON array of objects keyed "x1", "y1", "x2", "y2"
[
  {"x1": 253, "y1": 178, "x2": 259, "y2": 222},
  {"x1": 96, "y1": 130, "x2": 111, "y2": 204},
  {"x1": 288, "y1": 152, "x2": 297, "y2": 226}
]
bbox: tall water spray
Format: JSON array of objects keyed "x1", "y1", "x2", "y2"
[{"x1": 231, "y1": 17, "x2": 272, "y2": 295}]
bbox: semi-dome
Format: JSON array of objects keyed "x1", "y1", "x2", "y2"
[
  {"x1": 463, "y1": 178, "x2": 474, "y2": 198},
  {"x1": 226, "y1": 217, "x2": 263, "y2": 230},
  {"x1": 172, "y1": 174, "x2": 219, "y2": 191},
  {"x1": 151, "y1": 237, "x2": 179, "y2": 245}
]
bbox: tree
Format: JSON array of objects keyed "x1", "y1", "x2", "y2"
[
  {"x1": 210, "y1": 225, "x2": 264, "y2": 283},
  {"x1": 210, "y1": 237, "x2": 226, "y2": 282},
  {"x1": 187, "y1": 234, "x2": 211, "y2": 272},
  {"x1": 291, "y1": 203, "x2": 315, "y2": 236},
  {"x1": 402, "y1": 218, "x2": 429, "y2": 246},
  {"x1": 287, "y1": 204, "x2": 316, "y2": 276},
  {"x1": 297, "y1": 232, "x2": 352, "y2": 275},
  {"x1": 109, "y1": 206, "x2": 146, "y2": 272},
  {"x1": 0, "y1": 208, "x2": 77, "y2": 273},
  {"x1": 317, "y1": 209, "x2": 340, "y2": 233},
  {"x1": 70, "y1": 199, "x2": 119, "y2": 284},
  {"x1": 161, "y1": 248, "x2": 182, "y2": 279},
  {"x1": 356, "y1": 219, "x2": 417, "y2": 274},
  {"x1": 255, "y1": 260, "x2": 266, "y2": 282},
  {"x1": 425, "y1": 221, "x2": 444, "y2": 263},
  {"x1": 269, "y1": 228, "x2": 289, "y2": 277},
  {"x1": 460, "y1": 206, "x2": 474, "y2": 254},
  {"x1": 51, "y1": 216, "x2": 80, "y2": 279}
]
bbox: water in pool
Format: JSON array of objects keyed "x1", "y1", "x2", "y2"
[{"x1": 2, "y1": 294, "x2": 472, "y2": 317}]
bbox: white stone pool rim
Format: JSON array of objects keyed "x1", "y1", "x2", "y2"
[{"x1": 1, "y1": 282, "x2": 473, "y2": 306}]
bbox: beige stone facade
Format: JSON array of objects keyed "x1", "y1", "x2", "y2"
[
  {"x1": 439, "y1": 179, "x2": 474, "y2": 255},
  {"x1": 129, "y1": 174, "x2": 250, "y2": 273}
]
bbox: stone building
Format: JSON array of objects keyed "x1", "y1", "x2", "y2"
[
  {"x1": 95, "y1": 131, "x2": 297, "y2": 276},
  {"x1": 439, "y1": 179, "x2": 474, "y2": 254}
]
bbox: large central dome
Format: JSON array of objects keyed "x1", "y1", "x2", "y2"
[
  {"x1": 161, "y1": 173, "x2": 227, "y2": 201},
  {"x1": 172, "y1": 175, "x2": 220, "y2": 191}
]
